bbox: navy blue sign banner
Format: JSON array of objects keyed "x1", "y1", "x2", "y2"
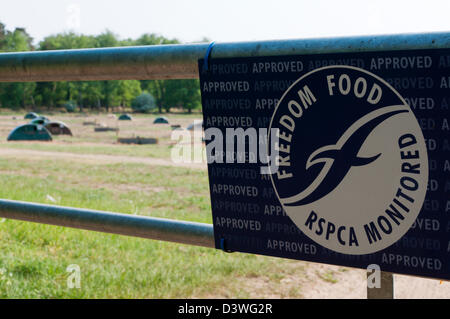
[{"x1": 198, "y1": 49, "x2": 450, "y2": 280}]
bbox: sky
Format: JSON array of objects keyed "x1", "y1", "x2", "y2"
[{"x1": 1, "y1": 0, "x2": 450, "y2": 45}]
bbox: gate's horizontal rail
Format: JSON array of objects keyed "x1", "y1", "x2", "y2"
[
  {"x1": 0, "y1": 199, "x2": 215, "y2": 248},
  {"x1": 0, "y1": 32, "x2": 449, "y2": 82}
]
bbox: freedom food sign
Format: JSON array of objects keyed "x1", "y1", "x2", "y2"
[{"x1": 199, "y1": 49, "x2": 449, "y2": 280}]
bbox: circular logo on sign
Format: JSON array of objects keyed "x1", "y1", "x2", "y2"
[{"x1": 269, "y1": 66, "x2": 428, "y2": 255}]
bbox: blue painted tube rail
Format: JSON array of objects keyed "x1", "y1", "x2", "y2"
[
  {"x1": 0, "y1": 32, "x2": 449, "y2": 82},
  {"x1": 0, "y1": 199, "x2": 215, "y2": 248}
]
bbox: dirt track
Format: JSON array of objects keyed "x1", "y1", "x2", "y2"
[
  {"x1": 0, "y1": 148, "x2": 207, "y2": 169},
  {"x1": 195, "y1": 260, "x2": 449, "y2": 299},
  {"x1": 298, "y1": 263, "x2": 449, "y2": 299}
]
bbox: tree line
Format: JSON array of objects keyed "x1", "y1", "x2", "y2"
[{"x1": 0, "y1": 22, "x2": 202, "y2": 113}]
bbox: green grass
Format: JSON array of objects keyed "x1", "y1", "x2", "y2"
[
  {"x1": 0, "y1": 123, "x2": 306, "y2": 298},
  {"x1": 0, "y1": 158, "x2": 210, "y2": 221},
  {"x1": 0, "y1": 220, "x2": 285, "y2": 298}
]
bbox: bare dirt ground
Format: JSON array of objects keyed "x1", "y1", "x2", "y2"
[
  {"x1": 297, "y1": 263, "x2": 450, "y2": 299},
  {"x1": 194, "y1": 259, "x2": 450, "y2": 299}
]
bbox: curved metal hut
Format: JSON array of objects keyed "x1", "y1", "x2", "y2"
[
  {"x1": 118, "y1": 114, "x2": 133, "y2": 120},
  {"x1": 153, "y1": 116, "x2": 169, "y2": 124},
  {"x1": 7, "y1": 124, "x2": 53, "y2": 141},
  {"x1": 29, "y1": 116, "x2": 50, "y2": 125},
  {"x1": 44, "y1": 121, "x2": 73, "y2": 135},
  {"x1": 24, "y1": 112, "x2": 39, "y2": 120}
]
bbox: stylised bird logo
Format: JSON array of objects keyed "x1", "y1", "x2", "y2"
[{"x1": 282, "y1": 105, "x2": 409, "y2": 207}]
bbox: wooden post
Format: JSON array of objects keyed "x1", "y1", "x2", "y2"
[{"x1": 367, "y1": 271, "x2": 394, "y2": 299}]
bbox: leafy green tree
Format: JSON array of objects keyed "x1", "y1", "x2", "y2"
[
  {"x1": 39, "y1": 32, "x2": 96, "y2": 50},
  {"x1": 3, "y1": 27, "x2": 34, "y2": 52},
  {"x1": 141, "y1": 80, "x2": 166, "y2": 113},
  {"x1": 117, "y1": 80, "x2": 142, "y2": 107},
  {"x1": 134, "y1": 33, "x2": 179, "y2": 46},
  {"x1": 0, "y1": 24, "x2": 202, "y2": 113},
  {"x1": 141, "y1": 79, "x2": 201, "y2": 113},
  {"x1": 0, "y1": 82, "x2": 36, "y2": 109},
  {"x1": 149, "y1": 79, "x2": 201, "y2": 113},
  {"x1": 0, "y1": 25, "x2": 36, "y2": 109},
  {"x1": 136, "y1": 34, "x2": 181, "y2": 113},
  {"x1": 38, "y1": 33, "x2": 97, "y2": 109},
  {"x1": 83, "y1": 81, "x2": 103, "y2": 109},
  {"x1": 131, "y1": 92, "x2": 156, "y2": 113},
  {"x1": 102, "y1": 80, "x2": 118, "y2": 111},
  {"x1": 74, "y1": 82, "x2": 88, "y2": 111},
  {"x1": 95, "y1": 30, "x2": 119, "y2": 48},
  {"x1": 64, "y1": 100, "x2": 77, "y2": 112},
  {"x1": 38, "y1": 32, "x2": 122, "y2": 110},
  {"x1": 0, "y1": 22, "x2": 7, "y2": 49}
]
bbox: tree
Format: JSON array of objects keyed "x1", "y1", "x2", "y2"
[
  {"x1": 131, "y1": 92, "x2": 156, "y2": 113},
  {"x1": 117, "y1": 80, "x2": 142, "y2": 107},
  {"x1": 134, "y1": 33, "x2": 179, "y2": 46},
  {"x1": 38, "y1": 32, "x2": 126, "y2": 110},
  {"x1": 0, "y1": 22, "x2": 7, "y2": 49},
  {"x1": 141, "y1": 80, "x2": 166, "y2": 113},
  {"x1": 0, "y1": 25, "x2": 36, "y2": 109},
  {"x1": 83, "y1": 81, "x2": 103, "y2": 109},
  {"x1": 39, "y1": 32, "x2": 96, "y2": 50},
  {"x1": 102, "y1": 80, "x2": 118, "y2": 111},
  {"x1": 0, "y1": 82, "x2": 36, "y2": 109},
  {"x1": 0, "y1": 24, "x2": 202, "y2": 112},
  {"x1": 4, "y1": 27, "x2": 34, "y2": 52},
  {"x1": 95, "y1": 30, "x2": 119, "y2": 48},
  {"x1": 135, "y1": 34, "x2": 180, "y2": 113},
  {"x1": 163, "y1": 80, "x2": 201, "y2": 113},
  {"x1": 37, "y1": 33, "x2": 97, "y2": 110}
]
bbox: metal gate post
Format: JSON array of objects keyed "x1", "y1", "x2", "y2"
[{"x1": 367, "y1": 271, "x2": 394, "y2": 299}]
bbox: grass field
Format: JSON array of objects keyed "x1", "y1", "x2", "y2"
[{"x1": 0, "y1": 112, "x2": 309, "y2": 298}]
